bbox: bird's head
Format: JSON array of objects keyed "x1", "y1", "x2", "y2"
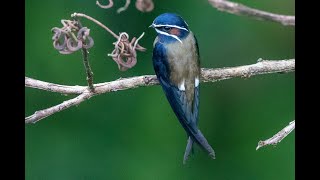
[{"x1": 150, "y1": 13, "x2": 189, "y2": 44}]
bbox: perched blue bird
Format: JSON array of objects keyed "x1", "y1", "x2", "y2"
[{"x1": 150, "y1": 13, "x2": 215, "y2": 164}]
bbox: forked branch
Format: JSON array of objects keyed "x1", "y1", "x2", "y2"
[
  {"x1": 256, "y1": 120, "x2": 295, "y2": 150},
  {"x1": 208, "y1": 0, "x2": 295, "y2": 26},
  {"x1": 25, "y1": 59, "x2": 294, "y2": 124}
]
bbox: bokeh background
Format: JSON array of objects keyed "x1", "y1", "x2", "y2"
[{"x1": 25, "y1": 0, "x2": 295, "y2": 179}]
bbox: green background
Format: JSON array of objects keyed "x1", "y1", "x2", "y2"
[{"x1": 25, "y1": 0, "x2": 295, "y2": 179}]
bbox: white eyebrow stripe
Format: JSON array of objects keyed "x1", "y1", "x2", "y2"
[
  {"x1": 155, "y1": 28, "x2": 183, "y2": 44},
  {"x1": 152, "y1": 24, "x2": 189, "y2": 32}
]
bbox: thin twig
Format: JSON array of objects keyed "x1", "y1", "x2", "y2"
[
  {"x1": 72, "y1": 12, "x2": 119, "y2": 39},
  {"x1": 117, "y1": 0, "x2": 131, "y2": 13},
  {"x1": 25, "y1": 77, "x2": 86, "y2": 94},
  {"x1": 81, "y1": 47, "x2": 94, "y2": 91},
  {"x1": 208, "y1": 0, "x2": 295, "y2": 26},
  {"x1": 25, "y1": 59, "x2": 294, "y2": 124},
  {"x1": 133, "y1": 32, "x2": 145, "y2": 50},
  {"x1": 256, "y1": 120, "x2": 295, "y2": 150},
  {"x1": 25, "y1": 93, "x2": 91, "y2": 124}
]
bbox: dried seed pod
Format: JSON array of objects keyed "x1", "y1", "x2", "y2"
[
  {"x1": 59, "y1": 49, "x2": 74, "y2": 54},
  {"x1": 107, "y1": 32, "x2": 144, "y2": 71},
  {"x1": 83, "y1": 36, "x2": 94, "y2": 49},
  {"x1": 52, "y1": 27, "x2": 62, "y2": 41},
  {"x1": 66, "y1": 38, "x2": 83, "y2": 52},
  {"x1": 135, "y1": 0, "x2": 154, "y2": 12},
  {"x1": 53, "y1": 33, "x2": 67, "y2": 51},
  {"x1": 77, "y1": 27, "x2": 90, "y2": 39},
  {"x1": 96, "y1": 0, "x2": 114, "y2": 9}
]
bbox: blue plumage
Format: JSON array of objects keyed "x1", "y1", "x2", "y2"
[{"x1": 151, "y1": 13, "x2": 215, "y2": 164}]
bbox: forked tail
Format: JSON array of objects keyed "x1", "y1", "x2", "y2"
[{"x1": 183, "y1": 129, "x2": 215, "y2": 164}]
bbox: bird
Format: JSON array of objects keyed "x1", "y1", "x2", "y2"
[{"x1": 150, "y1": 13, "x2": 216, "y2": 164}]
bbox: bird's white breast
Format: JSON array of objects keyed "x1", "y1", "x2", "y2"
[{"x1": 165, "y1": 32, "x2": 200, "y2": 89}]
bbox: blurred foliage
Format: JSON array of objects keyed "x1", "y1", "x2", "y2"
[{"x1": 25, "y1": 0, "x2": 295, "y2": 179}]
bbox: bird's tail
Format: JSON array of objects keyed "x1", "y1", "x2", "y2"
[
  {"x1": 183, "y1": 137, "x2": 194, "y2": 164},
  {"x1": 183, "y1": 129, "x2": 215, "y2": 164}
]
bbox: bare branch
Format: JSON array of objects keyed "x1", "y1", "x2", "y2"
[
  {"x1": 201, "y1": 59, "x2": 295, "y2": 82},
  {"x1": 256, "y1": 120, "x2": 295, "y2": 150},
  {"x1": 25, "y1": 75, "x2": 158, "y2": 124},
  {"x1": 25, "y1": 77, "x2": 86, "y2": 94},
  {"x1": 25, "y1": 93, "x2": 91, "y2": 124},
  {"x1": 25, "y1": 59, "x2": 294, "y2": 124},
  {"x1": 208, "y1": 0, "x2": 295, "y2": 26}
]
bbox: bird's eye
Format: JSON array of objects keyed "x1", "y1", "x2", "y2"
[{"x1": 163, "y1": 26, "x2": 172, "y2": 31}]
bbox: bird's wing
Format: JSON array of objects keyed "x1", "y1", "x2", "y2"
[
  {"x1": 193, "y1": 34, "x2": 200, "y2": 125},
  {"x1": 153, "y1": 40, "x2": 215, "y2": 158},
  {"x1": 152, "y1": 42, "x2": 199, "y2": 135}
]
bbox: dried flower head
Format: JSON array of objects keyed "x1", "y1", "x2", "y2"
[
  {"x1": 136, "y1": 0, "x2": 154, "y2": 12},
  {"x1": 69, "y1": 12, "x2": 147, "y2": 71},
  {"x1": 52, "y1": 20, "x2": 94, "y2": 54},
  {"x1": 108, "y1": 32, "x2": 146, "y2": 71}
]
